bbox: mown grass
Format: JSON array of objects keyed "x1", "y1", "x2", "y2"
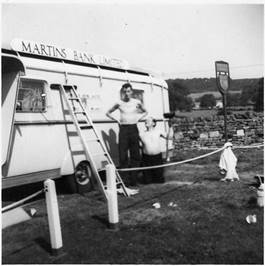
[{"x1": 2, "y1": 148, "x2": 264, "y2": 264}]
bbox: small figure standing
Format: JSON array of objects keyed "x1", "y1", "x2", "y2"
[
  {"x1": 139, "y1": 117, "x2": 171, "y2": 184},
  {"x1": 219, "y1": 142, "x2": 239, "y2": 182},
  {"x1": 106, "y1": 83, "x2": 147, "y2": 186}
]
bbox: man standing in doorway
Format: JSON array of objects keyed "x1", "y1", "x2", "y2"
[{"x1": 106, "y1": 83, "x2": 148, "y2": 186}]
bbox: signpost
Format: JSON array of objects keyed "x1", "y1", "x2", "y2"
[{"x1": 215, "y1": 61, "x2": 230, "y2": 142}]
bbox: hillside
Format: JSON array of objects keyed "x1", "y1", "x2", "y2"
[
  {"x1": 189, "y1": 91, "x2": 241, "y2": 101},
  {"x1": 166, "y1": 78, "x2": 261, "y2": 94}
]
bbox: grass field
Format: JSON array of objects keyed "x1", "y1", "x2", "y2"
[{"x1": 2, "y1": 148, "x2": 264, "y2": 264}]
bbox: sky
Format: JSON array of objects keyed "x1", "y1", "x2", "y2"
[{"x1": 1, "y1": 0, "x2": 264, "y2": 79}]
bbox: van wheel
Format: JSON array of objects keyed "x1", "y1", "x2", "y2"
[
  {"x1": 64, "y1": 161, "x2": 94, "y2": 194},
  {"x1": 74, "y1": 161, "x2": 94, "y2": 194},
  {"x1": 75, "y1": 161, "x2": 93, "y2": 186}
]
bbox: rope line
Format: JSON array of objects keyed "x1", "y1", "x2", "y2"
[
  {"x1": 2, "y1": 189, "x2": 45, "y2": 213},
  {"x1": 233, "y1": 144, "x2": 264, "y2": 149},
  {"x1": 2, "y1": 143, "x2": 262, "y2": 212},
  {"x1": 197, "y1": 143, "x2": 264, "y2": 151},
  {"x1": 118, "y1": 146, "x2": 226, "y2": 172}
]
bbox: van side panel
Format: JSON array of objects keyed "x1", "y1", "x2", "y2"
[
  {"x1": 2, "y1": 72, "x2": 19, "y2": 165},
  {"x1": 2, "y1": 53, "x2": 170, "y2": 187},
  {"x1": 6, "y1": 124, "x2": 72, "y2": 176}
]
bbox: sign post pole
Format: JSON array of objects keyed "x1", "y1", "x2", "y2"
[
  {"x1": 215, "y1": 61, "x2": 230, "y2": 142},
  {"x1": 223, "y1": 92, "x2": 228, "y2": 142}
]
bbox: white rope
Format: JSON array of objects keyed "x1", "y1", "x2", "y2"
[
  {"x1": 196, "y1": 143, "x2": 263, "y2": 151},
  {"x1": 118, "y1": 146, "x2": 226, "y2": 172},
  {"x1": 233, "y1": 144, "x2": 264, "y2": 149},
  {"x1": 2, "y1": 189, "x2": 45, "y2": 213}
]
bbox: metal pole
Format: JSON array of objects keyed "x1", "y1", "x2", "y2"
[
  {"x1": 223, "y1": 93, "x2": 228, "y2": 142},
  {"x1": 166, "y1": 119, "x2": 171, "y2": 162}
]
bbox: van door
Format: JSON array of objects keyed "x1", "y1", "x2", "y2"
[{"x1": 2, "y1": 55, "x2": 25, "y2": 165}]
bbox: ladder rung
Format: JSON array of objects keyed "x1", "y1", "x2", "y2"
[
  {"x1": 63, "y1": 110, "x2": 70, "y2": 115},
  {"x1": 80, "y1": 125, "x2": 93, "y2": 130},
  {"x1": 63, "y1": 85, "x2": 75, "y2": 90},
  {"x1": 74, "y1": 111, "x2": 85, "y2": 114},
  {"x1": 71, "y1": 150, "x2": 85, "y2": 155},
  {"x1": 92, "y1": 152, "x2": 107, "y2": 157},
  {"x1": 85, "y1": 138, "x2": 100, "y2": 142},
  {"x1": 67, "y1": 131, "x2": 78, "y2": 137},
  {"x1": 68, "y1": 97, "x2": 79, "y2": 101}
]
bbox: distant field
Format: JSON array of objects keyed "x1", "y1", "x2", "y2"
[
  {"x1": 175, "y1": 108, "x2": 252, "y2": 118},
  {"x1": 176, "y1": 109, "x2": 217, "y2": 118},
  {"x1": 189, "y1": 90, "x2": 241, "y2": 100}
]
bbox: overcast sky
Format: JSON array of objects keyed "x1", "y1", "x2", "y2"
[{"x1": 2, "y1": 1, "x2": 264, "y2": 79}]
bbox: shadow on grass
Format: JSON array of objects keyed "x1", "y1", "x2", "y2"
[
  {"x1": 201, "y1": 176, "x2": 221, "y2": 182},
  {"x1": 2, "y1": 178, "x2": 74, "y2": 204},
  {"x1": 91, "y1": 215, "x2": 109, "y2": 227},
  {"x1": 246, "y1": 196, "x2": 261, "y2": 209},
  {"x1": 2, "y1": 182, "x2": 45, "y2": 203},
  {"x1": 34, "y1": 237, "x2": 52, "y2": 254},
  {"x1": 225, "y1": 202, "x2": 242, "y2": 209},
  {"x1": 5, "y1": 243, "x2": 36, "y2": 257}
]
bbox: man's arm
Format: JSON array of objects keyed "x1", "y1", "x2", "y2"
[
  {"x1": 160, "y1": 128, "x2": 174, "y2": 140},
  {"x1": 106, "y1": 103, "x2": 120, "y2": 124},
  {"x1": 137, "y1": 102, "x2": 148, "y2": 121},
  {"x1": 160, "y1": 133, "x2": 173, "y2": 140}
]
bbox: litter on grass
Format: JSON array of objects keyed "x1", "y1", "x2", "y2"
[
  {"x1": 152, "y1": 202, "x2": 161, "y2": 209},
  {"x1": 29, "y1": 208, "x2": 37, "y2": 217},
  {"x1": 117, "y1": 187, "x2": 139, "y2": 196},
  {"x1": 168, "y1": 202, "x2": 178, "y2": 207},
  {"x1": 246, "y1": 214, "x2": 257, "y2": 224}
]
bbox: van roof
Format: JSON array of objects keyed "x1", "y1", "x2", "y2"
[
  {"x1": 2, "y1": 48, "x2": 150, "y2": 76},
  {"x1": 2, "y1": 39, "x2": 167, "y2": 88},
  {"x1": 2, "y1": 39, "x2": 157, "y2": 75},
  {"x1": 2, "y1": 48, "x2": 168, "y2": 88}
]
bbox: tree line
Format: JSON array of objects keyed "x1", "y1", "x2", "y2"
[{"x1": 166, "y1": 77, "x2": 264, "y2": 112}]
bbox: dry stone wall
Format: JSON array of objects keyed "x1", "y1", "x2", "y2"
[{"x1": 172, "y1": 111, "x2": 264, "y2": 149}]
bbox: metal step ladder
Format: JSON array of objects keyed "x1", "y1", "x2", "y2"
[{"x1": 59, "y1": 85, "x2": 129, "y2": 199}]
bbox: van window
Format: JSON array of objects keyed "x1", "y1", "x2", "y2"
[
  {"x1": 132, "y1": 89, "x2": 144, "y2": 103},
  {"x1": 16, "y1": 79, "x2": 46, "y2": 112}
]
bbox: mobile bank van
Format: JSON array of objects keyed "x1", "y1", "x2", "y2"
[{"x1": 2, "y1": 39, "x2": 170, "y2": 190}]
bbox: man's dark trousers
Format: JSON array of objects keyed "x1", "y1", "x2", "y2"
[{"x1": 119, "y1": 124, "x2": 140, "y2": 186}]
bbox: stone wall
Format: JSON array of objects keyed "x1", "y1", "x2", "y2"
[{"x1": 172, "y1": 111, "x2": 264, "y2": 149}]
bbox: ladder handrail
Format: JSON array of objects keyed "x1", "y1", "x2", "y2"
[
  {"x1": 69, "y1": 87, "x2": 121, "y2": 169},
  {"x1": 60, "y1": 85, "x2": 129, "y2": 198},
  {"x1": 60, "y1": 86, "x2": 108, "y2": 200}
]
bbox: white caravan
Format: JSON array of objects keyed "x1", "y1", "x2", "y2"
[{"x1": 2, "y1": 39, "x2": 170, "y2": 189}]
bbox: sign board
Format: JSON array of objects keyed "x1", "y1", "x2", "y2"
[
  {"x1": 215, "y1": 62, "x2": 229, "y2": 73},
  {"x1": 10, "y1": 38, "x2": 129, "y2": 69},
  {"x1": 218, "y1": 74, "x2": 229, "y2": 91},
  {"x1": 215, "y1": 61, "x2": 230, "y2": 94}
]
